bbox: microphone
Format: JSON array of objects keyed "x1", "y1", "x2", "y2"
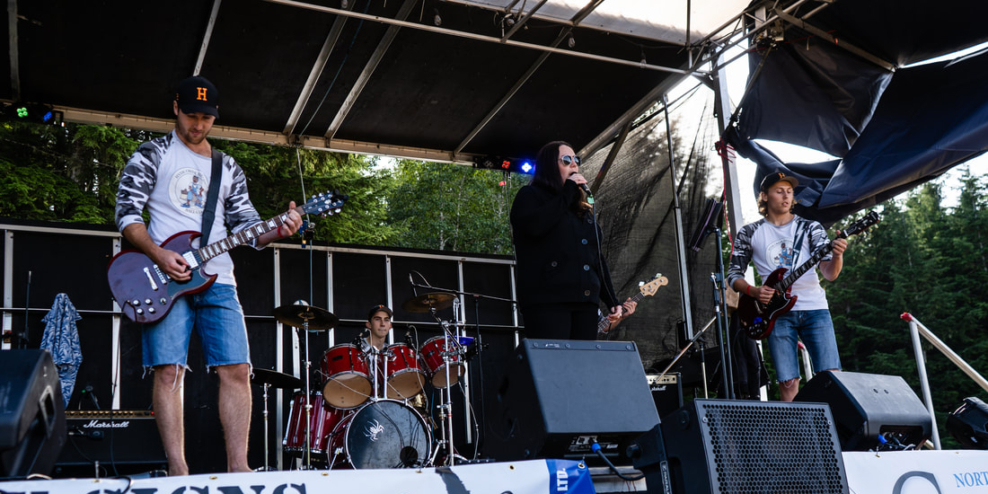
[{"x1": 578, "y1": 183, "x2": 593, "y2": 197}]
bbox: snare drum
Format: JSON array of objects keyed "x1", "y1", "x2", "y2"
[
  {"x1": 283, "y1": 392, "x2": 349, "y2": 455},
  {"x1": 327, "y1": 400, "x2": 431, "y2": 469},
  {"x1": 419, "y1": 336, "x2": 465, "y2": 387},
  {"x1": 321, "y1": 344, "x2": 372, "y2": 409},
  {"x1": 382, "y1": 343, "x2": 426, "y2": 400}
]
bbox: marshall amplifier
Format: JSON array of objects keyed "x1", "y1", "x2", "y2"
[
  {"x1": 647, "y1": 373, "x2": 684, "y2": 420},
  {"x1": 54, "y1": 410, "x2": 165, "y2": 475}
]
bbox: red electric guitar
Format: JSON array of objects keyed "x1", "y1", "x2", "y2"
[
  {"x1": 736, "y1": 211, "x2": 880, "y2": 340},
  {"x1": 108, "y1": 191, "x2": 346, "y2": 324}
]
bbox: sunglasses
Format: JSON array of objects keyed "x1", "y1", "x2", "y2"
[{"x1": 559, "y1": 155, "x2": 582, "y2": 166}]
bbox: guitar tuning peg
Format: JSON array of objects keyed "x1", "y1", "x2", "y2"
[{"x1": 638, "y1": 281, "x2": 645, "y2": 287}]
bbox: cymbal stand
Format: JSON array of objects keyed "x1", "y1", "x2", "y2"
[
  {"x1": 300, "y1": 319, "x2": 314, "y2": 469},
  {"x1": 262, "y1": 382, "x2": 271, "y2": 471},
  {"x1": 425, "y1": 307, "x2": 464, "y2": 466}
]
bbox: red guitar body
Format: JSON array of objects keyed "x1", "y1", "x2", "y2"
[
  {"x1": 735, "y1": 267, "x2": 798, "y2": 340},
  {"x1": 107, "y1": 231, "x2": 216, "y2": 324}
]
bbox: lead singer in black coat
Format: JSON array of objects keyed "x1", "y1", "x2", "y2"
[{"x1": 509, "y1": 141, "x2": 623, "y2": 341}]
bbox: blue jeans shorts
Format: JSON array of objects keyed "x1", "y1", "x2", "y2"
[
  {"x1": 142, "y1": 283, "x2": 251, "y2": 370},
  {"x1": 766, "y1": 309, "x2": 841, "y2": 383}
]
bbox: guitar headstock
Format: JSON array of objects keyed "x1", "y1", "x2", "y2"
[
  {"x1": 837, "y1": 210, "x2": 881, "y2": 239},
  {"x1": 302, "y1": 191, "x2": 348, "y2": 217},
  {"x1": 638, "y1": 273, "x2": 669, "y2": 297}
]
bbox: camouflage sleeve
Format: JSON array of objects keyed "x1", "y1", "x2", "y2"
[
  {"x1": 115, "y1": 141, "x2": 160, "y2": 231},
  {"x1": 726, "y1": 223, "x2": 756, "y2": 287},
  {"x1": 223, "y1": 155, "x2": 264, "y2": 249},
  {"x1": 808, "y1": 220, "x2": 833, "y2": 262}
]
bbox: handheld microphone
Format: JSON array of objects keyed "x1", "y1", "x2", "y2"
[{"x1": 578, "y1": 183, "x2": 593, "y2": 197}]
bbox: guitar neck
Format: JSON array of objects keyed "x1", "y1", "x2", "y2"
[
  {"x1": 597, "y1": 290, "x2": 650, "y2": 332},
  {"x1": 196, "y1": 206, "x2": 301, "y2": 263},
  {"x1": 778, "y1": 234, "x2": 845, "y2": 291}
]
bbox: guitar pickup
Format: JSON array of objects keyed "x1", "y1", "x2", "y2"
[{"x1": 143, "y1": 267, "x2": 159, "y2": 291}]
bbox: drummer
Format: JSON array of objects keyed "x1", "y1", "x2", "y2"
[{"x1": 362, "y1": 304, "x2": 393, "y2": 354}]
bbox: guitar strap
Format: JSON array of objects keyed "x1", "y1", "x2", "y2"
[
  {"x1": 790, "y1": 217, "x2": 808, "y2": 269},
  {"x1": 200, "y1": 149, "x2": 224, "y2": 246}
]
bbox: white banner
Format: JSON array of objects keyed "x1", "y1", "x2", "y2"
[
  {"x1": 0, "y1": 459, "x2": 596, "y2": 494},
  {"x1": 845, "y1": 450, "x2": 988, "y2": 494}
]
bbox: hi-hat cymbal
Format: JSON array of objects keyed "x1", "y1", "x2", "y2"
[
  {"x1": 272, "y1": 304, "x2": 338, "y2": 330},
  {"x1": 402, "y1": 292, "x2": 456, "y2": 313},
  {"x1": 251, "y1": 368, "x2": 303, "y2": 389}
]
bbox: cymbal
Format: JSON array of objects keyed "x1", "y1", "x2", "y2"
[
  {"x1": 272, "y1": 304, "x2": 338, "y2": 330},
  {"x1": 251, "y1": 368, "x2": 303, "y2": 389},
  {"x1": 402, "y1": 292, "x2": 456, "y2": 313}
]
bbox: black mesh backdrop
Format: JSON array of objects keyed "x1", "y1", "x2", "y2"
[{"x1": 580, "y1": 93, "x2": 722, "y2": 371}]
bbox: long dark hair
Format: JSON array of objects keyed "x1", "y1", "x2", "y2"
[{"x1": 530, "y1": 140, "x2": 590, "y2": 213}]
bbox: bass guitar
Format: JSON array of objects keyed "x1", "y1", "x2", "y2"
[
  {"x1": 736, "y1": 211, "x2": 880, "y2": 340},
  {"x1": 108, "y1": 191, "x2": 346, "y2": 324},
  {"x1": 598, "y1": 274, "x2": 669, "y2": 335}
]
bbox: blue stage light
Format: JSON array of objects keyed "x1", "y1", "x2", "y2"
[{"x1": 521, "y1": 162, "x2": 533, "y2": 173}]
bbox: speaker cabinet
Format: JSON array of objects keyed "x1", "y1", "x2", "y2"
[
  {"x1": 486, "y1": 339, "x2": 658, "y2": 463},
  {"x1": 794, "y1": 371, "x2": 932, "y2": 451},
  {"x1": 0, "y1": 349, "x2": 67, "y2": 477},
  {"x1": 660, "y1": 399, "x2": 848, "y2": 494}
]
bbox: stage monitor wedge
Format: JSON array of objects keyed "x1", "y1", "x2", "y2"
[
  {"x1": 486, "y1": 339, "x2": 658, "y2": 464},
  {"x1": 0, "y1": 349, "x2": 67, "y2": 477},
  {"x1": 795, "y1": 371, "x2": 932, "y2": 451}
]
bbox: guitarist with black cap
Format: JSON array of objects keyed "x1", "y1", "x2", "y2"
[
  {"x1": 114, "y1": 76, "x2": 302, "y2": 475},
  {"x1": 726, "y1": 172, "x2": 848, "y2": 402}
]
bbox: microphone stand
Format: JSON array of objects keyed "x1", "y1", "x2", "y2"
[{"x1": 711, "y1": 227, "x2": 735, "y2": 399}]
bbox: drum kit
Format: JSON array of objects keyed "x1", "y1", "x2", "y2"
[{"x1": 253, "y1": 292, "x2": 474, "y2": 471}]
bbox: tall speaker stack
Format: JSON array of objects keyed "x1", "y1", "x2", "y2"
[{"x1": 636, "y1": 399, "x2": 849, "y2": 494}]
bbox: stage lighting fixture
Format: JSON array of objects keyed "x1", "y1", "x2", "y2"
[
  {"x1": 3, "y1": 102, "x2": 63, "y2": 126},
  {"x1": 474, "y1": 156, "x2": 535, "y2": 175},
  {"x1": 433, "y1": 8, "x2": 442, "y2": 26},
  {"x1": 341, "y1": 0, "x2": 348, "y2": 8},
  {"x1": 567, "y1": 34, "x2": 576, "y2": 48}
]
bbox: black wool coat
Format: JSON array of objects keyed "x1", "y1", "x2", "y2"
[{"x1": 509, "y1": 180, "x2": 619, "y2": 312}]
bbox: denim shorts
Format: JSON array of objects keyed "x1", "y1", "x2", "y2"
[
  {"x1": 766, "y1": 309, "x2": 841, "y2": 383},
  {"x1": 142, "y1": 283, "x2": 251, "y2": 369}
]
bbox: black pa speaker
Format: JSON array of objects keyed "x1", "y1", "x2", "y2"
[
  {"x1": 947, "y1": 397, "x2": 988, "y2": 449},
  {"x1": 486, "y1": 339, "x2": 659, "y2": 463},
  {"x1": 794, "y1": 371, "x2": 932, "y2": 451},
  {"x1": 657, "y1": 399, "x2": 849, "y2": 494},
  {"x1": 0, "y1": 349, "x2": 67, "y2": 477}
]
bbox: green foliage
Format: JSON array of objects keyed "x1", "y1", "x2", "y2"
[
  {"x1": 385, "y1": 160, "x2": 527, "y2": 254},
  {"x1": 0, "y1": 121, "x2": 140, "y2": 223},
  {"x1": 825, "y1": 172, "x2": 988, "y2": 448}
]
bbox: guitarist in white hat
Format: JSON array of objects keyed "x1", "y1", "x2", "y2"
[
  {"x1": 726, "y1": 172, "x2": 848, "y2": 402},
  {"x1": 114, "y1": 76, "x2": 302, "y2": 475}
]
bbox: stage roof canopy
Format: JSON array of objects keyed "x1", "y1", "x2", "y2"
[{"x1": 7, "y1": 0, "x2": 747, "y2": 164}]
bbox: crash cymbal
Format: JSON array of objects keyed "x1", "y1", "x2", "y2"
[
  {"x1": 251, "y1": 368, "x2": 303, "y2": 389},
  {"x1": 272, "y1": 303, "x2": 338, "y2": 330},
  {"x1": 401, "y1": 292, "x2": 456, "y2": 313}
]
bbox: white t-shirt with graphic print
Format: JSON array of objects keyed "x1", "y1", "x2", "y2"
[{"x1": 741, "y1": 217, "x2": 830, "y2": 311}]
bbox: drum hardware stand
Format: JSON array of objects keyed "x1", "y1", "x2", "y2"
[
  {"x1": 407, "y1": 280, "x2": 511, "y2": 462},
  {"x1": 262, "y1": 382, "x2": 271, "y2": 471}
]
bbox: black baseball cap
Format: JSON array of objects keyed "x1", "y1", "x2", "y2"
[
  {"x1": 759, "y1": 171, "x2": 799, "y2": 193},
  {"x1": 367, "y1": 305, "x2": 393, "y2": 321},
  {"x1": 175, "y1": 76, "x2": 219, "y2": 118}
]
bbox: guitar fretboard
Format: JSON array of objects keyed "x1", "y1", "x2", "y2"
[
  {"x1": 196, "y1": 208, "x2": 300, "y2": 264},
  {"x1": 597, "y1": 290, "x2": 649, "y2": 332}
]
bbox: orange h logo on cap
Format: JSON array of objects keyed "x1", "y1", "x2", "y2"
[{"x1": 197, "y1": 87, "x2": 208, "y2": 101}]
